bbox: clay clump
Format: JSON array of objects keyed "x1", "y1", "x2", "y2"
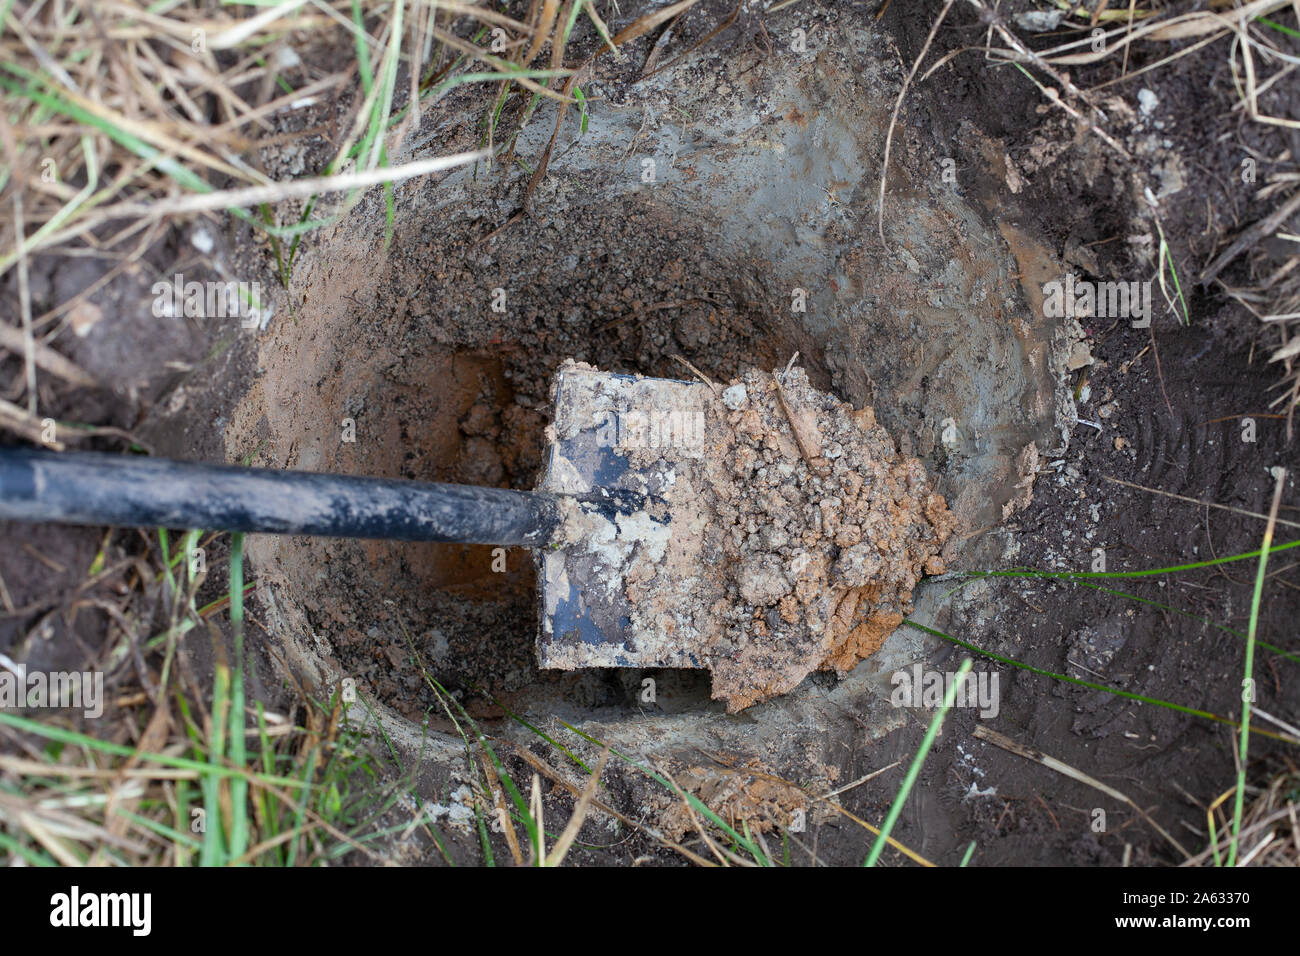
[{"x1": 697, "y1": 366, "x2": 958, "y2": 710}]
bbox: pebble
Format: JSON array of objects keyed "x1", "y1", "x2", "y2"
[
  {"x1": 738, "y1": 555, "x2": 792, "y2": 605},
  {"x1": 722, "y1": 384, "x2": 748, "y2": 410}
]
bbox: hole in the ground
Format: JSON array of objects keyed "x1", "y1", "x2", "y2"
[
  {"x1": 227, "y1": 24, "x2": 1065, "y2": 726},
  {"x1": 240, "y1": 197, "x2": 819, "y2": 717}
]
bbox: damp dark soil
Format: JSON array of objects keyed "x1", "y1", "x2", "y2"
[
  {"x1": 840, "y1": 322, "x2": 1300, "y2": 867},
  {"x1": 823, "y1": 0, "x2": 1300, "y2": 867}
]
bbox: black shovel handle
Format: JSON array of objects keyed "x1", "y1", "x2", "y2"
[{"x1": 0, "y1": 447, "x2": 562, "y2": 546}]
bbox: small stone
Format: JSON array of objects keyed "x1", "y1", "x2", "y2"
[
  {"x1": 832, "y1": 543, "x2": 883, "y2": 588},
  {"x1": 722, "y1": 384, "x2": 748, "y2": 410},
  {"x1": 737, "y1": 555, "x2": 792, "y2": 605},
  {"x1": 1066, "y1": 341, "x2": 1093, "y2": 371},
  {"x1": 68, "y1": 300, "x2": 103, "y2": 337}
]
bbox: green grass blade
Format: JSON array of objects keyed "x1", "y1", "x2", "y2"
[
  {"x1": 970, "y1": 537, "x2": 1300, "y2": 581},
  {"x1": 228, "y1": 532, "x2": 249, "y2": 863},
  {"x1": 0, "y1": 830, "x2": 57, "y2": 866},
  {"x1": 114, "y1": 809, "x2": 204, "y2": 850},
  {"x1": 0, "y1": 711, "x2": 309, "y2": 785},
  {"x1": 865, "y1": 658, "x2": 972, "y2": 866},
  {"x1": 902, "y1": 619, "x2": 1295, "y2": 744},
  {"x1": 559, "y1": 720, "x2": 767, "y2": 860},
  {"x1": 481, "y1": 692, "x2": 592, "y2": 774},
  {"x1": 1228, "y1": 475, "x2": 1283, "y2": 865},
  {"x1": 1257, "y1": 14, "x2": 1300, "y2": 37},
  {"x1": 202, "y1": 658, "x2": 229, "y2": 866},
  {"x1": 475, "y1": 804, "x2": 496, "y2": 866}
]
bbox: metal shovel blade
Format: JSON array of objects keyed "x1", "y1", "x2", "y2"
[{"x1": 536, "y1": 362, "x2": 714, "y2": 670}]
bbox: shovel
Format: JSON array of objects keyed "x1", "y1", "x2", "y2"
[{"x1": 0, "y1": 363, "x2": 714, "y2": 671}]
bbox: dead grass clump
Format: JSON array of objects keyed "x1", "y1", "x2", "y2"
[{"x1": 1186, "y1": 761, "x2": 1300, "y2": 866}]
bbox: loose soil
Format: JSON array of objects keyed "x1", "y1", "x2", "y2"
[{"x1": 538, "y1": 361, "x2": 956, "y2": 712}]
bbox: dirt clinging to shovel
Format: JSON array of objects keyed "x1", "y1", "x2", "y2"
[
  {"x1": 556, "y1": 362, "x2": 959, "y2": 712},
  {"x1": 704, "y1": 365, "x2": 958, "y2": 710},
  {"x1": 702, "y1": 365, "x2": 958, "y2": 710}
]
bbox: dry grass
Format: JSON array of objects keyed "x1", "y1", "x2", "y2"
[
  {"x1": 0, "y1": 0, "x2": 582, "y2": 267},
  {"x1": 885, "y1": 1, "x2": 1300, "y2": 425},
  {"x1": 996, "y1": 6, "x2": 1300, "y2": 857},
  {"x1": 983, "y1": 1, "x2": 1300, "y2": 424},
  {"x1": 1185, "y1": 762, "x2": 1300, "y2": 866},
  {"x1": 0, "y1": 0, "x2": 555, "y2": 438},
  {"x1": 0, "y1": 1, "x2": 720, "y2": 409},
  {"x1": 0, "y1": 530, "x2": 411, "y2": 865}
]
